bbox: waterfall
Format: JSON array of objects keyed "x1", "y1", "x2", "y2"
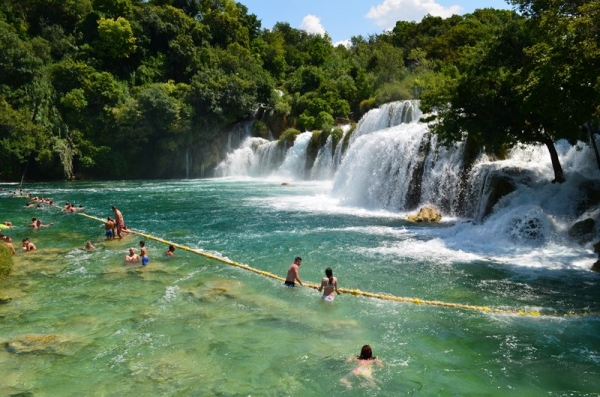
[
  {"x1": 350, "y1": 100, "x2": 421, "y2": 144},
  {"x1": 311, "y1": 135, "x2": 334, "y2": 180},
  {"x1": 214, "y1": 137, "x2": 270, "y2": 177},
  {"x1": 277, "y1": 132, "x2": 312, "y2": 180},
  {"x1": 331, "y1": 123, "x2": 433, "y2": 210},
  {"x1": 214, "y1": 100, "x2": 600, "y2": 241}
]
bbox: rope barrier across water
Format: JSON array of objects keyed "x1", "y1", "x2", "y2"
[{"x1": 75, "y1": 212, "x2": 573, "y2": 318}]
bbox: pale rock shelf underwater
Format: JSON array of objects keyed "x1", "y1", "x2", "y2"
[{"x1": 2, "y1": 101, "x2": 600, "y2": 396}]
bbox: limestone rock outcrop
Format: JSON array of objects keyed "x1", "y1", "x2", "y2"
[{"x1": 407, "y1": 206, "x2": 442, "y2": 223}]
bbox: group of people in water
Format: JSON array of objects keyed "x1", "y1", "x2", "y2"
[
  {"x1": 2, "y1": 193, "x2": 177, "y2": 266},
  {"x1": 2, "y1": 188, "x2": 381, "y2": 388},
  {"x1": 284, "y1": 257, "x2": 383, "y2": 386}
]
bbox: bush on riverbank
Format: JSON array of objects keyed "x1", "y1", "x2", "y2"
[{"x1": 0, "y1": 244, "x2": 13, "y2": 280}]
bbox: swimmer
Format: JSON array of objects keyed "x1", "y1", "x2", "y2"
[
  {"x1": 22, "y1": 238, "x2": 36, "y2": 251},
  {"x1": 112, "y1": 206, "x2": 125, "y2": 239},
  {"x1": 84, "y1": 241, "x2": 96, "y2": 250},
  {"x1": 340, "y1": 345, "x2": 383, "y2": 389},
  {"x1": 284, "y1": 257, "x2": 302, "y2": 287},
  {"x1": 125, "y1": 247, "x2": 140, "y2": 263},
  {"x1": 318, "y1": 267, "x2": 340, "y2": 302},
  {"x1": 34, "y1": 219, "x2": 53, "y2": 229},
  {"x1": 3, "y1": 221, "x2": 12, "y2": 228},
  {"x1": 139, "y1": 241, "x2": 149, "y2": 266},
  {"x1": 4, "y1": 236, "x2": 16, "y2": 255},
  {"x1": 105, "y1": 217, "x2": 115, "y2": 239},
  {"x1": 164, "y1": 245, "x2": 176, "y2": 256}
]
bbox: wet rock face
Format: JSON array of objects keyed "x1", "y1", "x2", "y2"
[
  {"x1": 407, "y1": 206, "x2": 442, "y2": 222},
  {"x1": 568, "y1": 218, "x2": 596, "y2": 244}
]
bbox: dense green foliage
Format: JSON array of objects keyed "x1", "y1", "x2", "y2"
[
  {"x1": 0, "y1": 0, "x2": 598, "y2": 180},
  {"x1": 421, "y1": 0, "x2": 600, "y2": 182}
]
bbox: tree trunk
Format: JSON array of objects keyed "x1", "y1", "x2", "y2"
[
  {"x1": 541, "y1": 135, "x2": 565, "y2": 183},
  {"x1": 587, "y1": 122, "x2": 600, "y2": 172}
]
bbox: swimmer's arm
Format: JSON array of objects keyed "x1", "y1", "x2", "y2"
[
  {"x1": 335, "y1": 279, "x2": 340, "y2": 295},
  {"x1": 317, "y1": 280, "x2": 323, "y2": 292}
]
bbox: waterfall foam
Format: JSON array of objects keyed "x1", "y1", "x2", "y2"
[{"x1": 214, "y1": 101, "x2": 600, "y2": 255}]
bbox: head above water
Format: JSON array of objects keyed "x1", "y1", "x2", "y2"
[
  {"x1": 294, "y1": 257, "x2": 302, "y2": 265},
  {"x1": 359, "y1": 345, "x2": 374, "y2": 360},
  {"x1": 139, "y1": 241, "x2": 145, "y2": 247}
]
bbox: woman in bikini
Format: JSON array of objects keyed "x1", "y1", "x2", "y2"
[
  {"x1": 318, "y1": 267, "x2": 340, "y2": 302},
  {"x1": 340, "y1": 345, "x2": 383, "y2": 389}
]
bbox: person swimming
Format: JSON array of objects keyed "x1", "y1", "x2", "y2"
[
  {"x1": 340, "y1": 345, "x2": 383, "y2": 389},
  {"x1": 164, "y1": 245, "x2": 176, "y2": 256}
]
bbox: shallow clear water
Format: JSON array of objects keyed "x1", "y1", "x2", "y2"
[{"x1": 1, "y1": 179, "x2": 600, "y2": 396}]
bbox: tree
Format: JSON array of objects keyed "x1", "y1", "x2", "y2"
[
  {"x1": 421, "y1": 15, "x2": 571, "y2": 183},
  {"x1": 95, "y1": 17, "x2": 137, "y2": 59}
]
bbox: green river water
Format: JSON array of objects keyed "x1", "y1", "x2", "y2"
[{"x1": 1, "y1": 179, "x2": 599, "y2": 396}]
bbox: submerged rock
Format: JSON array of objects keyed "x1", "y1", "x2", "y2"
[
  {"x1": 4, "y1": 334, "x2": 65, "y2": 355},
  {"x1": 407, "y1": 206, "x2": 442, "y2": 223},
  {"x1": 592, "y1": 260, "x2": 600, "y2": 272}
]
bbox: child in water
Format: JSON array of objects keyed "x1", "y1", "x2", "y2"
[{"x1": 340, "y1": 345, "x2": 383, "y2": 389}]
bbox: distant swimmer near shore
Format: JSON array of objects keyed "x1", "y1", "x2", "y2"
[
  {"x1": 284, "y1": 257, "x2": 303, "y2": 287},
  {"x1": 105, "y1": 217, "x2": 115, "y2": 239},
  {"x1": 164, "y1": 245, "x2": 176, "y2": 256},
  {"x1": 112, "y1": 206, "x2": 125, "y2": 239},
  {"x1": 125, "y1": 247, "x2": 140, "y2": 263},
  {"x1": 85, "y1": 241, "x2": 96, "y2": 250},
  {"x1": 139, "y1": 241, "x2": 149, "y2": 266},
  {"x1": 22, "y1": 238, "x2": 36, "y2": 251}
]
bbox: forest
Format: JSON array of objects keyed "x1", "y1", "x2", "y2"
[{"x1": 0, "y1": 0, "x2": 598, "y2": 181}]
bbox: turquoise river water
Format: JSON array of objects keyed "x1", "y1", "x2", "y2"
[{"x1": 1, "y1": 179, "x2": 599, "y2": 396}]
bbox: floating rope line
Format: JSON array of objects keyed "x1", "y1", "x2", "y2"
[
  {"x1": 74, "y1": 213, "x2": 572, "y2": 317},
  {"x1": 8, "y1": 194, "x2": 594, "y2": 318}
]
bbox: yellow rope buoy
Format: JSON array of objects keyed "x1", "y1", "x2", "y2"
[{"x1": 72, "y1": 213, "x2": 591, "y2": 318}]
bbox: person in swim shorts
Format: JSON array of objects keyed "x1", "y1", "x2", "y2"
[
  {"x1": 284, "y1": 257, "x2": 302, "y2": 287},
  {"x1": 105, "y1": 217, "x2": 115, "y2": 239},
  {"x1": 112, "y1": 205, "x2": 125, "y2": 239},
  {"x1": 340, "y1": 345, "x2": 383, "y2": 389},
  {"x1": 318, "y1": 267, "x2": 340, "y2": 302},
  {"x1": 139, "y1": 241, "x2": 149, "y2": 266}
]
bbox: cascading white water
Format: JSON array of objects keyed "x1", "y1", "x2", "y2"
[
  {"x1": 277, "y1": 132, "x2": 313, "y2": 180},
  {"x1": 214, "y1": 101, "x2": 600, "y2": 249},
  {"x1": 311, "y1": 135, "x2": 334, "y2": 180},
  {"x1": 332, "y1": 123, "x2": 431, "y2": 210},
  {"x1": 350, "y1": 100, "x2": 421, "y2": 144},
  {"x1": 214, "y1": 137, "x2": 269, "y2": 177}
]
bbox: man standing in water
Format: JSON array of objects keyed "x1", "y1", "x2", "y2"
[
  {"x1": 105, "y1": 217, "x2": 115, "y2": 239},
  {"x1": 111, "y1": 206, "x2": 125, "y2": 239},
  {"x1": 139, "y1": 241, "x2": 149, "y2": 266},
  {"x1": 284, "y1": 257, "x2": 303, "y2": 287}
]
